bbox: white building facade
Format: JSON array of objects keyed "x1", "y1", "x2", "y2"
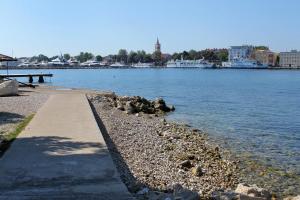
[
  {"x1": 279, "y1": 50, "x2": 300, "y2": 68},
  {"x1": 228, "y1": 45, "x2": 254, "y2": 61}
]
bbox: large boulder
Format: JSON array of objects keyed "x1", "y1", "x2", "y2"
[
  {"x1": 0, "y1": 80, "x2": 18, "y2": 96},
  {"x1": 212, "y1": 183, "x2": 272, "y2": 200},
  {"x1": 235, "y1": 183, "x2": 271, "y2": 200}
]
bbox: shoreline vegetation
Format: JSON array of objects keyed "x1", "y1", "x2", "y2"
[
  {"x1": 0, "y1": 86, "x2": 299, "y2": 199},
  {"x1": 0, "y1": 114, "x2": 34, "y2": 157}
]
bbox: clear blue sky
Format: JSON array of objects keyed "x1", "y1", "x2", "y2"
[{"x1": 1, "y1": 0, "x2": 300, "y2": 57}]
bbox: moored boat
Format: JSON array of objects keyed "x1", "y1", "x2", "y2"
[
  {"x1": 167, "y1": 56, "x2": 213, "y2": 68},
  {"x1": 222, "y1": 58, "x2": 266, "y2": 68}
]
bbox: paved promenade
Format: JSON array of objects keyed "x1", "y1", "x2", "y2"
[{"x1": 0, "y1": 93, "x2": 134, "y2": 199}]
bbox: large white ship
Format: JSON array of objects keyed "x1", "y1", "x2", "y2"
[
  {"x1": 222, "y1": 58, "x2": 266, "y2": 68},
  {"x1": 167, "y1": 56, "x2": 213, "y2": 68}
]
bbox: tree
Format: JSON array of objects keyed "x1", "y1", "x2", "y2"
[
  {"x1": 216, "y1": 50, "x2": 228, "y2": 62},
  {"x1": 75, "y1": 52, "x2": 94, "y2": 63},
  {"x1": 144, "y1": 54, "x2": 153, "y2": 63},
  {"x1": 49, "y1": 55, "x2": 58, "y2": 61},
  {"x1": 128, "y1": 51, "x2": 138, "y2": 63},
  {"x1": 255, "y1": 46, "x2": 269, "y2": 50},
  {"x1": 95, "y1": 55, "x2": 102, "y2": 62},
  {"x1": 182, "y1": 51, "x2": 190, "y2": 60},
  {"x1": 117, "y1": 49, "x2": 128, "y2": 63},
  {"x1": 63, "y1": 53, "x2": 71, "y2": 60},
  {"x1": 153, "y1": 51, "x2": 162, "y2": 66},
  {"x1": 172, "y1": 52, "x2": 180, "y2": 60},
  {"x1": 29, "y1": 54, "x2": 49, "y2": 62},
  {"x1": 189, "y1": 50, "x2": 197, "y2": 60},
  {"x1": 136, "y1": 50, "x2": 146, "y2": 62}
]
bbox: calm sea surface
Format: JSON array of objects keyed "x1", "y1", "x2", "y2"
[{"x1": 2, "y1": 68, "x2": 300, "y2": 179}]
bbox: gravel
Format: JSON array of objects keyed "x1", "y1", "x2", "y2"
[
  {"x1": 88, "y1": 93, "x2": 240, "y2": 199},
  {"x1": 0, "y1": 88, "x2": 49, "y2": 138}
]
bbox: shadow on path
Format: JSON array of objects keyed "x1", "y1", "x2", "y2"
[
  {"x1": 0, "y1": 112, "x2": 24, "y2": 126},
  {"x1": 0, "y1": 136, "x2": 133, "y2": 199}
]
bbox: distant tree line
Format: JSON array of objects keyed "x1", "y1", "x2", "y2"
[
  {"x1": 27, "y1": 48, "x2": 229, "y2": 65},
  {"x1": 171, "y1": 49, "x2": 228, "y2": 63}
]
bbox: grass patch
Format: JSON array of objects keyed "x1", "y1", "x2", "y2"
[{"x1": 0, "y1": 114, "x2": 34, "y2": 157}]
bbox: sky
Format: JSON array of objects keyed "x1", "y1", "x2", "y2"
[{"x1": 0, "y1": 0, "x2": 300, "y2": 57}]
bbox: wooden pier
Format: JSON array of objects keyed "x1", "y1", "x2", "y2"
[{"x1": 0, "y1": 73, "x2": 53, "y2": 83}]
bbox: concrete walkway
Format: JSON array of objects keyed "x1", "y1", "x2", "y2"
[{"x1": 0, "y1": 94, "x2": 134, "y2": 199}]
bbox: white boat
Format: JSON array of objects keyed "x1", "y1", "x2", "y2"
[
  {"x1": 68, "y1": 58, "x2": 80, "y2": 66},
  {"x1": 133, "y1": 62, "x2": 153, "y2": 68},
  {"x1": 167, "y1": 56, "x2": 213, "y2": 68},
  {"x1": 222, "y1": 58, "x2": 265, "y2": 68},
  {"x1": 48, "y1": 57, "x2": 69, "y2": 67},
  {"x1": 80, "y1": 60, "x2": 101, "y2": 67},
  {"x1": 110, "y1": 62, "x2": 127, "y2": 67},
  {"x1": 18, "y1": 61, "x2": 32, "y2": 67},
  {"x1": 40, "y1": 61, "x2": 49, "y2": 67}
]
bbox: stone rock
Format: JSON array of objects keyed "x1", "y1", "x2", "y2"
[
  {"x1": 137, "y1": 187, "x2": 149, "y2": 195},
  {"x1": 125, "y1": 101, "x2": 135, "y2": 114},
  {"x1": 0, "y1": 80, "x2": 18, "y2": 96},
  {"x1": 173, "y1": 184, "x2": 200, "y2": 200},
  {"x1": 119, "y1": 95, "x2": 131, "y2": 101},
  {"x1": 116, "y1": 102, "x2": 125, "y2": 111},
  {"x1": 163, "y1": 130, "x2": 172, "y2": 138},
  {"x1": 170, "y1": 105, "x2": 176, "y2": 111},
  {"x1": 102, "y1": 92, "x2": 116, "y2": 99},
  {"x1": 160, "y1": 118, "x2": 167, "y2": 123},
  {"x1": 235, "y1": 184, "x2": 271, "y2": 200},
  {"x1": 211, "y1": 191, "x2": 240, "y2": 200},
  {"x1": 179, "y1": 160, "x2": 192, "y2": 169},
  {"x1": 102, "y1": 93, "x2": 175, "y2": 115},
  {"x1": 154, "y1": 97, "x2": 171, "y2": 112},
  {"x1": 212, "y1": 191, "x2": 268, "y2": 200},
  {"x1": 192, "y1": 165, "x2": 203, "y2": 177},
  {"x1": 284, "y1": 195, "x2": 300, "y2": 200}
]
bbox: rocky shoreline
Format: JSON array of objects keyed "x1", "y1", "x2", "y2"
[
  {"x1": 88, "y1": 92, "x2": 293, "y2": 200},
  {"x1": 1, "y1": 86, "x2": 298, "y2": 199}
]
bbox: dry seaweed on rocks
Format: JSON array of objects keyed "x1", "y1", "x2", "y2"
[{"x1": 88, "y1": 93, "x2": 241, "y2": 199}]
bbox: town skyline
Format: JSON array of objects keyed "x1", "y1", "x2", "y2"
[{"x1": 1, "y1": 0, "x2": 300, "y2": 57}]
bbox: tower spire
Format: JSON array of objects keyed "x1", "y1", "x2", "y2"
[{"x1": 155, "y1": 37, "x2": 161, "y2": 53}]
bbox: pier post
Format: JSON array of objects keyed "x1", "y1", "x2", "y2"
[
  {"x1": 38, "y1": 76, "x2": 44, "y2": 83},
  {"x1": 29, "y1": 76, "x2": 33, "y2": 83}
]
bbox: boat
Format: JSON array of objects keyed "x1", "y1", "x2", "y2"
[
  {"x1": 80, "y1": 60, "x2": 101, "y2": 67},
  {"x1": 48, "y1": 57, "x2": 69, "y2": 67},
  {"x1": 167, "y1": 56, "x2": 213, "y2": 68},
  {"x1": 110, "y1": 62, "x2": 127, "y2": 67},
  {"x1": 18, "y1": 61, "x2": 32, "y2": 67},
  {"x1": 68, "y1": 58, "x2": 80, "y2": 66},
  {"x1": 222, "y1": 58, "x2": 265, "y2": 68},
  {"x1": 133, "y1": 62, "x2": 153, "y2": 68}
]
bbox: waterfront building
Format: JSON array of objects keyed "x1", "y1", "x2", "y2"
[
  {"x1": 279, "y1": 50, "x2": 300, "y2": 68},
  {"x1": 254, "y1": 50, "x2": 277, "y2": 66},
  {"x1": 228, "y1": 45, "x2": 254, "y2": 61}
]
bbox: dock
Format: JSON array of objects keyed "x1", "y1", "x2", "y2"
[
  {"x1": 0, "y1": 93, "x2": 134, "y2": 199},
  {"x1": 0, "y1": 73, "x2": 53, "y2": 83}
]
